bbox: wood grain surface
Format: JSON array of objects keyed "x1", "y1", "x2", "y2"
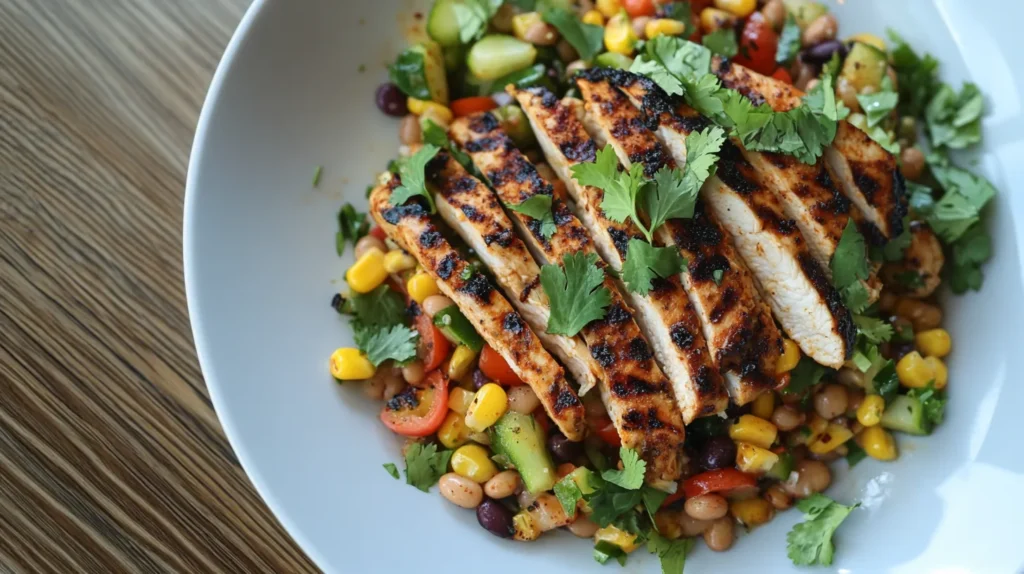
[{"x1": 0, "y1": 1, "x2": 317, "y2": 571}]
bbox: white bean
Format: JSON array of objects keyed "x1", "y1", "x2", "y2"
[
  {"x1": 438, "y1": 473, "x2": 484, "y2": 508},
  {"x1": 483, "y1": 470, "x2": 520, "y2": 499}
]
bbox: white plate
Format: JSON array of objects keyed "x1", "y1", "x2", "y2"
[{"x1": 184, "y1": 1, "x2": 1024, "y2": 571}]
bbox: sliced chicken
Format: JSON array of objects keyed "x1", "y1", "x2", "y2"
[
  {"x1": 449, "y1": 113, "x2": 687, "y2": 482},
  {"x1": 508, "y1": 88, "x2": 742, "y2": 415},
  {"x1": 711, "y1": 57, "x2": 908, "y2": 243},
  {"x1": 368, "y1": 175, "x2": 586, "y2": 440},
  {"x1": 573, "y1": 72, "x2": 782, "y2": 403}
]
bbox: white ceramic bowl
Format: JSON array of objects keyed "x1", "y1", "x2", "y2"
[{"x1": 185, "y1": 1, "x2": 1024, "y2": 571}]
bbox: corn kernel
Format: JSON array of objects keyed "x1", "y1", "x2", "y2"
[
  {"x1": 447, "y1": 345, "x2": 478, "y2": 381},
  {"x1": 644, "y1": 18, "x2": 686, "y2": 39},
  {"x1": 700, "y1": 7, "x2": 737, "y2": 33},
  {"x1": 804, "y1": 413, "x2": 829, "y2": 444},
  {"x1": 808, "y1": 423, "x2": 854, "y2": 455},
  {"x1": 346, "y1": 248, "x2": 388, "y2": 293},
  {"x1": 383, "y1": 249, "x2": 416, "y2": 273},
  {"x1": 860, "y1": 425, "x2": 897, "y2": 461},
  {"x1": 896, "y1": 351, "x2": 933, "y2": 389},
  {"x1": 924, "y1": 356, "x2": 948, "y2": 389},
  {"x1": 465, "y1": 383, "x2": 508, "y2": 432},
  {"x1": 451, "y1": 444, "x2": 498, "y2": 483},
  {"x1": 915, "y1": 328, "x2": 951, "y2": 358},
  {"x1": 729, "y1": 414, "x2": 778, "y2": 450},
  {"x1": 776, "y1": 339, "x2": 801, "y2": 374},
  {"x1": 730, "y1": 497, "x2": 774, "y2": 527},
  {"x1": 713, "y1": 0, "x2": 756, "y2": 18},
  {"x1": 735, "y1": 442, "x2": 779, "y2": 474},
  {"x1": 596, "y1": 0, "x2": 621, "y2": 19},
  {"x1": 329, "y1": 348, "x2": 376, "y2": 381},
  {"x1": 594, "y1": 525, "x2": 639, "y2": 553},
  {"x1": 407, "y1": 98, "x2": 454, "y2": 123},
  {"x1": 513, "y1": 512, "x2": 540, "y2": 541},
  {"x1": 848, "y1": 33, "x2": 887, "y2": 52},
  {"x1": 438, "y1": 411, "x2": 471, "y2": 448},
  {"x1": 751, "y1": 392, "x2": 775, "y2": 420},
  {"x1": 449, "y1": 387, "x2": 476, "y2": 415},
  {"x1": 604, "y1": 12, "x2": 637, "y2": 56},
  {"x1": 856, "y1": 395, "x2": 885, "y2": 427},
  {"x1": 406, "y1": 272, "x2": 440, "y2": 304},
  {"x1": 582, "y1": 9, "x2": 605, "y2": 26}
]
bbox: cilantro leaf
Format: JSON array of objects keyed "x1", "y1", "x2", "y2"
[
  {"x1": 422, "y1": 119, "x2": 474, "y2": 171},
  {"x1": 925, "y1": 82, "x2": 983, "y2": 149},
  {"x1": 601, "y1": 447, "x2": 646, "y2": 490},
  {"x1": 776, "y1": 14, "x2": 801, "y2": 65},
  {"x1": 571, "y1": 145, "x2": 649, "y2": 237},
  {"x1": 926, "y1": 153, "x2": 996, "y2": 244},
  {"x1": 907, "y1": 181, "x2": 936, "y2": 216},
  {"x1": 845, "y1": 442, "x2": 867, "y2": 468},
  {"x1": 872, "y1": 360, "x2": 899, "y2": 403},
  {"x1": 594, "y1": 540, "x2": 628, "y2": 566},
  {"x1": 554, "y1": 475, "x2": 583, "y2": 519},
  {"x1": 712, "y1": 268, "x2": 724, "y2": 285},
  {"x1": 787, "y1": 494, "x2": 859, "y2": 566},
  {"x1": 541, "y1": 252, "x2": 612, "y2": 336},
  {"x1": 360, "y1": 324, "x2": 419, "y2": 366},
  {"x1": 340, "y1": 285, "x2": 408, "y2": 330},
  {"x1": 857, "y1": 76, "x2": 899, "y2": 128},
  {"x1": 383, "y1": 462, "x2": 400, "y2": 479},
  {"x1": 648, "y1": 531, "x2": 692, "y2": 574},
  {"x1": 335, "y1": 203, "x2": 370, "y2": 256},
  {"x1": 312, "y1": 165, "x2": 323, "y2": 187},
  {"x1": 641, "y1": 128, "x2": 726, "y2": 235},
  {"x1": 505, "y1": 194, "x2": 556, "y2": 238},
  {"x1": 784, "y1": 356, "x2": 828, "y2": 395},
  {"x1": 542, "y1": 7, "x2": 604, "y2": 61},
  {"x1": 907, "y1": 382, "x2": 947, "y2": 427},
  {"x1": 390, "y1": 144, "x2": 441, "y2": 212},
  {"x1": 621, "y1": 239, "x2": 687, "y2": 295},
  {"x1": 404, "y1": 442, "x2": 453, "y2": 492},
  {"x1": 831, "y1": 220, "x2": 871, "y2": 310},
  {"x1": 822, "y1": 52, "x2": 842, "y2": 77},
  {"x1": 702, "y1": 29, "x2": 737, "y2": 58},
  {"x1": 888, "y1": 30, "x2": 941, "y2": 118},
  {"x1": 853, "y1": 315, "x2": 893, "y2": 344},
  {"x1": 453, "y1": 0, "x2": 503, "y2": 43},
  {"x1": 641, "y1": 486, "x2": 669, "y2": 522},
  {"x1": 947, "y1": 223, "x2": 992, "y2": 294},
  {"x1": 388, "y1": 48, "x2": 431, "y2": 100},
  {"x1": 586, "y1": 485, "x2": 644, "y2": 527},
  {"x1": 871, "y1": 217, "x2": 913, "y2": 263}
]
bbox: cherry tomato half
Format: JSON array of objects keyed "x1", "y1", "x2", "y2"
[
  {"x1": 660, "y1": 487, "x2": 686, "y2": 509},
  {"x1": 479, "y1": 344, "x2": 523, "y2": 386},
  {"x1": 592, "y1": 415, "x2": 622, "y2": 448},
  {"x1": 450, "y1": 96, "x2": 498, "y2": 118},
  {"x1": 380, "y1": 370, "x2": 449, "y2": 437},
  {"x1": 622, "y1": 0, "x2": 656, "y2": 18},
  {"x1": 733, "y1": 12, "x2": 778, "y2": 76},
  {"x1": 369, "y1": 226, "x2": 387, "y2": 241},
  {"x1": 682, "y1": 468, "x2": 758, "y2": 499},
  {"x1": 771, "y1": 67, "x2": 793, "y2": 85},
  {"x1": 415, "y1": 312, "x2": 451, "y2": 372}
]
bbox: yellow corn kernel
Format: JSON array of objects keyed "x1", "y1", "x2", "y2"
[
  {"x1": 804, "y1": 413, "x2": 829, "y2": 444},
  {"x1": 924, "y1": 356, "x2": 948, "y2": 389},
  {"x1": 896, "y1": 351, "x2": 933, "y2": 389},
  {"x1": 346, "y1": 248, "x2": 388, "y2": 294},
  {"x1": 582, "y1": 9, "x2": 605, "y2": 26},
  {"x1": 596, "y1": 0, "x2": 621, "y2": 19},
  {"x1": 700, "y1": 7, "x2": 737, "y2": 33},
  {"x1": 713, "y1": 0, "x2": 756, "y2": 18},
  {"x1": 644, "y1": 18, "x2": 687, "y2": 39},
  {"x1": 808, "y1": 423, "x2": 855, "y2": 455},
  {"x1": 860, "y1": 425, "x2": 898, "y2": 461},
  {"x1": 407, "y1": 98, "x2": 454, "y2": 123},
  {"x1": 776, "y1": 338, "x2": 801, "y2": 374},
  {"x1": 735, "y1": 442, "x2": 780, "y2": 474},
  {"x1": 465, "y1": 383, "x2": 508, "y2": 432},
  {"x1": 848, "y1": 33, "x2": 887, "y2": 52},
  {"x1": 451, "y1": 444, "x2": 499, "y2": 483},
  {"x1": 513, "y1": 512, "x2": 540, "y2": 541},
  {"x1": 449, "y1": 387, "x2": 476, "y2": 415},
  {"x1": 751, "y1": 392, "x2": 775, "y2": 420},
  {"x1": 594, "y1": 525, "x2": 640, "y2": 553},
  {"x1": 856, "y1": 394, "x2": 885, "y2": 427},
  {"x1": 730, "y1": 497, "x2": 774, "y2": 527},
  {"x1": 329, "y1": 348, "x2": 376, "y2": 381},
  {"x1": 447, "y1": 345, "x2": 479, "y2": 381},
  {"x1": 438, "y1": 411, "x2": 472, "y2": 449},
  {"x1": 729, "y1": 414, "x2": 778, "y2": 450},
  {"x1": 383, "y1": 249, "x2": 416, "y2": 273},
  {"x1": 406, "y1": 272, "x2": 440, "y2": 304},
  {"x1": 604, "y1": 12, "x2": 637, "y2": 56},
  {"x1": 915, "y1": 328, "x2": 951, "y2": 358}
]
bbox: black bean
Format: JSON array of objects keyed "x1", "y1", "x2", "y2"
[
  {"x1": 547, "y1": 433, "x2": 583, "y2": 464},
  {"x1": 375, "y1": 83, "x2": 408, "y2": 117},
  {"x1": 476, "y1": 498, "x2": 514, "y2": 538},
  {"x1": 800, "y1": 40, "x2": 847, "y2": 65},
  {"x1": 697, "y1": 436, "x2": 737, "y2": 472},
  {"x1": 472, "y1": 369, "x2": 489, "y2": 390}
]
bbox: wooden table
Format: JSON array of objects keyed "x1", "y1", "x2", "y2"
[{"x1": 0, "y1": 1, "x2": 316, "y2": 571}]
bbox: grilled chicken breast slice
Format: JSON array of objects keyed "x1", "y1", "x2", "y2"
[
  {"x1": 574, "y1": 72, "x2": 782, "y2": 403},
  {"x1": 369, "y1": 175, "x2": 586, "y2": 440},
  {"x1": 449, "y1": 113, "x2": 687, "y2": 481},
  {"x1": 428, "y1": 151, "x2": 603, "y2": 396},
  {"x1": 509, "y1": 87, "x2": 734, "y2": 416},
  {"x1": 712, "y1": 57, "x2": 907, "y2": 242}
]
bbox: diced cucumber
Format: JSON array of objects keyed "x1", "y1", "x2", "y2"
[
  {"x1": 566, "y1": 466, "x2": 598, "y2": 495},
  {"x1": 427, "y1": 0, "x2": 462, "y2": 47},
  {"x1": 782, "y1": 0, "x2": 828, "y2": 29},
  {"x1": 468, "y1": 35, "x2": 538, "y2": 81},
  {"x1": 433, "y1": 305, "x2": 484, "y2": 351},
  {"x1": 595, "y1": 52, "x2": 634, "y2": 70},
  {"x1": 492, "y1": 105, "x2": 536, "y2": 148},
  {"x1": 841, "y1": 42, "x2": 888, "y2": 93},
  {"x1": 766, "y1": 451, "x2": 795, "y2": 481},
  {"x1": 881, "y1": 395, "x2": 930, "y2": 435},
  {"x1": 478, "y1": 63, "x2": 553, "y2": 95},
  {"x1": 490, "y1": 411, "x2": 556, "y2": 493}
]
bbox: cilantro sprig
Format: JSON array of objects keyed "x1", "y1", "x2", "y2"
[
  {"x1": 358, "y1": 324, "x2": 419, "y2": 366},
  {"x1": 787, "y1": 494, "x2": 860, "y2": 566},
  {"x1": 621, "y1": 239, "x2": 687, "y2": 296},
  {"x1": 540, "y1": 252, "x2": 612, "y2": 336},
  {"x1": 335, "y1": 203, "x2": 370, "y2": 256},
  {"x1": 452, "y1": 0, "x2": 503, "y2": 44},
  {"x1": 505, "y1": 194, "x2": 556, "y2": 238},
  {"x1": 830, "y1": 220, "x2": 872, "y2": 313},
  {"x1": 542, "y1": 6, "x2": 604, "y2": 61},
  {"x1": 390, "y1": 144, "x2": 441, "y2": 213},
  {"x1": 403, "y1": 442, "x2": 453, "y2": 492}
]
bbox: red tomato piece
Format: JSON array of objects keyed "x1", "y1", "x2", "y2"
[
  {"x1": 622, "y1": 0, "x2": 656, "y2": 18},
  {"x1": 771, "y1": 67, "x2": 793, "y2": 85},
  {"x1": 450, "y1": 96, "x2": 498, "y2": 118},
  {"x1": 369, "y1": 226, "x2": 387, "y2": 241},
  {"x1": 682, "y1": 468, "x2": 758, "y2": 499},
  {"x1": 660, "y1": 486, "x2": 686, "y2": 508},
  {"x1": 534, "y1": 409, "x2": 552, "y2": 435},
  {"x1": 593, "y1": 416, "x2": 622, "y2": 448},
  {"x1": 479, "y1": 344, "x2": 523, "y2": 386},
  {"x1": 733, "y1": 12, "x2": 779, "y2": 76},
  {"x1": 415, "y1": 312, "x2": 451, "y2": 372},
  {"x1": 380, "y1": 371, "x2": 449, "y2": 437}
]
